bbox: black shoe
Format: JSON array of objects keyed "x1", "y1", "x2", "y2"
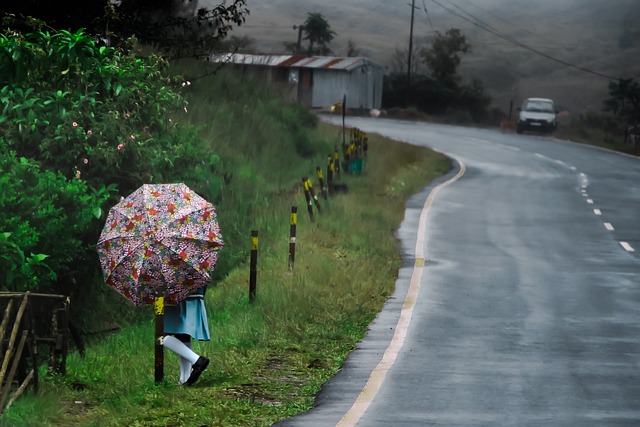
[{"x1": 186, "y1": 356, "x2": 209, "y2": 386}]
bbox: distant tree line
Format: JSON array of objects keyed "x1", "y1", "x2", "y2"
[{"x1": 383, "y1": 28, "x2": 497, "y2": 124}]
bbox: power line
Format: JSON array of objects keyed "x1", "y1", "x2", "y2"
[
  {"x1": 421, "y1": 0, "x2": 434, "y2": 32},
  {"x1": 429, "y1": 0, "x2": 620, "y2": 81}
]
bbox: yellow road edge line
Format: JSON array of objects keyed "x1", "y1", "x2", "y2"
[{"x1": 336, "y1": 157, "x2": 466, "y2": 427}]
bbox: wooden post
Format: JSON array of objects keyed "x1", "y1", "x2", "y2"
[
  {"x1": 302, "y1": 177, "x2": 314, "y2": 223},
  {"x1": 250, "y1": 230, "x2": 258, "y2": 303},
  {"x1": 154, "y1": 296, "x2": 164, "y2": 384},
  {"x1": 289, "y1": 206, "x2": 297, "y2": 271},
  {"x1": 0, "y1": 293, "x2": 29, "y2": 388},
  {"x1": 0, "y1": 330, "x2": 28, "y2": 411}
]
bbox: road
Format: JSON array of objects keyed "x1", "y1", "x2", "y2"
[{"x1": 275, "y1": 118, "x2": 640, "y2": 427}]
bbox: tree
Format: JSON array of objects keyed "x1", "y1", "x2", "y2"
[
  {"x1": 303, "y1": 12, "x2": 335, "y2": 55},
  {"x1": 346, "y1": 39, "x2": 360, "y2": 57},
  {"x1": 604, "y1": 78, "x2": 640, "y2": 121},
  {"x1": 421, "y1": 28, "x2": 470, "y2": 89},
  {"x1": 1, "y1": 0, "x2": 250, "y2": 58}
]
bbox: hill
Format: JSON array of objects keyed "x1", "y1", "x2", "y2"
[{"x1": 218, "y1": 0, "x2": 640, "y2": 115}]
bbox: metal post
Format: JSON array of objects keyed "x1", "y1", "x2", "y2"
[
  {"x1": 154, "y1": 296, "x2": 164, "y2": 384},
  {"x1": 289, "y1": 206, "x2": 297, "y2": 271},
  {"x1": 249, "y1": 230, "x2": 258, "y2": 303}
]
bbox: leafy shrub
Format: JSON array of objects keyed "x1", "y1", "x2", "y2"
[
  {"x1": 0, "y1": 147, "x2": 115, "y2": 291},
  {"x1": 0, "y1": 28, "x2": 215, "y2": 195}
]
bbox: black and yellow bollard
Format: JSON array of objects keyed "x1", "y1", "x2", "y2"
[
  {"x1": 302, "y1": 177, "x2": 314, "y2": 222},
  {"x1": 154, "y1": 296, "x2": 164, "y2": 384},
  {"x1": 289, "y1": 206, "x2": 297, "y2": 271},
  {"x1": 249, "y1": 230, "x2": 258, "y2": 303},
  {"x1": 327, "y1": 155, "x2": 334, "y2": 196},
  {"x1": 316, "y1": 166, "x2": 328, "y2": 200},
  {"x1": 305, "y1": 177, "x2": 322, "y2": 213},
  {"x1": 333, "y1": 147, "x2": 341, "y2": 178}
]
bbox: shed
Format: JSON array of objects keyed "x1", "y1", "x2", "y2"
[{"x1": 209, "y1": 53, "x2": 384, "y2": 110}]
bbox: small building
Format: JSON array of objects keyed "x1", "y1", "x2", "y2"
[{"x1": 209, "y1": 53, "x2": 384, "y2": 111}]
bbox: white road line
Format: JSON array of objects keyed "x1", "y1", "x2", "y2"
[
  {"x1": 621, "y1": 242, "x2": 635, "y2": 252},
  {"x1": 570, "y1": 166, "x2": 577, "y2": 171},
  {"x1": 335, "y1": 158, "x2": 467, "y2": 427},
  {"x1": 534, "y1": 153, "x2": 545, "y2": 159},
  {"x1": 587, "y1": 199, "x2": 594, "y2": 204},
  {"x1": 604, "y1": 223, "x2": 614, "y2": 231},
  {"x1": 594, "y1": 209, "x2": 602, "y2": 215}
]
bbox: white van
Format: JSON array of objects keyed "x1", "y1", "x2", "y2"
[{"x1": 516, "y1": 98, "x2": 558, "y2": 134}]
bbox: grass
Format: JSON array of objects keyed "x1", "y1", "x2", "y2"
[{"x1": 1, "y1": 123, "x2": 451, "y2": 426}]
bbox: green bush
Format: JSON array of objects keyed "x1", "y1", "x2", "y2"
[
  {"x1": 0, "y1": 28, "x2": 216, "y2": 195},
  {"x1": 0, "y1": 147, "x2": 115, "y2": 291}
]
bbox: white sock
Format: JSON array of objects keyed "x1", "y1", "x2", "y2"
[
  {"x1": 162, "y1": 335, "x2": 200, "y2": 364},
  {"x1": 179, "y1": 343, "x2": 193, "y2": 384}
]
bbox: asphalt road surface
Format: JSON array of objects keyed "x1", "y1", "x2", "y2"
[{"x1": 276, "y1": 117, "x2": 640, "y2": 427}]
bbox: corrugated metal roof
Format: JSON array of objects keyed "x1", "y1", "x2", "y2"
[{"x1": 209, "y1": 53, "x2": 381, "y2": 72}]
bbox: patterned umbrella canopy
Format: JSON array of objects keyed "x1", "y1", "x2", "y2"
[{"x1": 96, "y1": 183, "x2": 223, "y2": 306}]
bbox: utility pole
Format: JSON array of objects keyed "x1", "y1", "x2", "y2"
[
  {"x1": 293, "y1": 24, "x2": 305, "y2": 54},
  {"x1": 407, "y1": 0, "x2": 416, "y2": 90}
]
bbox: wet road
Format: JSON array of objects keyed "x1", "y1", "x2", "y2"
[{"x1": 276, "y1": 118, "x2": 640, "y2": 426}]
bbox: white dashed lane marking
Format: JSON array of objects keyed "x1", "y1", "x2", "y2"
[
  {"x1": 621, "y1": 242, "x2": 635, "y2": 252},
  {"x1": 604, "y1": 223, "x2": 615, "y2": 231},
  {"x1": 594, "y1": 209, "x2": 602, "y2": 215}
]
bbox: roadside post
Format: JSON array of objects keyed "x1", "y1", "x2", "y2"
[
  {"x1": 316, "y1": 166, "x2": 328, "y2": 200},
  {"x1": 249, "y1": 230, "x2": 258, "y2": 303},
  {"x1": 289, "y1": 206, "x2": 297, "y2": 271},
  {"x1": 302, "y1": 177, "x2": 314, "y2": 222},
  {"x1": 154, "y1": 296, "x2": 164, "y2": 384}
]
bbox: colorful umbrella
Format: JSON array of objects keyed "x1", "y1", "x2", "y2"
[{"x1": 96, "y1": 183, "x2": 223, "y2": 306}]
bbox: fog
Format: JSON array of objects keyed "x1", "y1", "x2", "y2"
[{"x1": 205, "y1": 0, "x2": 640, "y2": 113}]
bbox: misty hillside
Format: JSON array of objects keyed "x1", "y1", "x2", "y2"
[{"x1": 218, "y1": 0, "x2": 640, "y2": 115}]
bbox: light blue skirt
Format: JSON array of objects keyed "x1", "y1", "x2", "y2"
[{"x1": 164, "y1": 287, "x2": 210, "y2": 341}]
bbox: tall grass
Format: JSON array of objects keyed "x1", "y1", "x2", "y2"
[{"x1": 1, "y1": 62, "x2": 450, "y2": 426}]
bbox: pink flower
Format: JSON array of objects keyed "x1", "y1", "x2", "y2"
[
  {"x1": 72, "y1": 122, "x2": 78, "y2": 127},
  {"x1": 83, "y1": 158, "x2": 88, "y2": 164},
  {"x1": 75, "y1": 170, "x2": 81, "y2": 179},
  {"x1": 87, "y1": 130, "x2": 93, "y2": 135},
  {"x1": 118, "y1": 144, "x2": 124, "y2": 150}
]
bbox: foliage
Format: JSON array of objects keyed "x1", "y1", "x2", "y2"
[
  {"x1": 421, "y1": 28, "x2": 470, "y2": 90},
  {"x1": 0, "y1": 148, "x2": 115, "y2": 292},
  {"x1": 383, "y1": 29, "x2": 493, "y2": 124},
  {"x1": 1, "y1": 1, "x2": 250, "y2": 59},
  {"x1": 303, "y1": 12, "x2": 336, "y2": 55},
  {"x1": 105, "y1": 0, "x2": 249, "y2": 58},
  {"x1": 0, "y1": 26, "x2": 222, "y2": 313},
  {"x1": 604, "y1": 77, "x2": 640, "y2": 123},
  {"x1": 0, "y1": 27, "x2": 212, "y2": 195}
]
